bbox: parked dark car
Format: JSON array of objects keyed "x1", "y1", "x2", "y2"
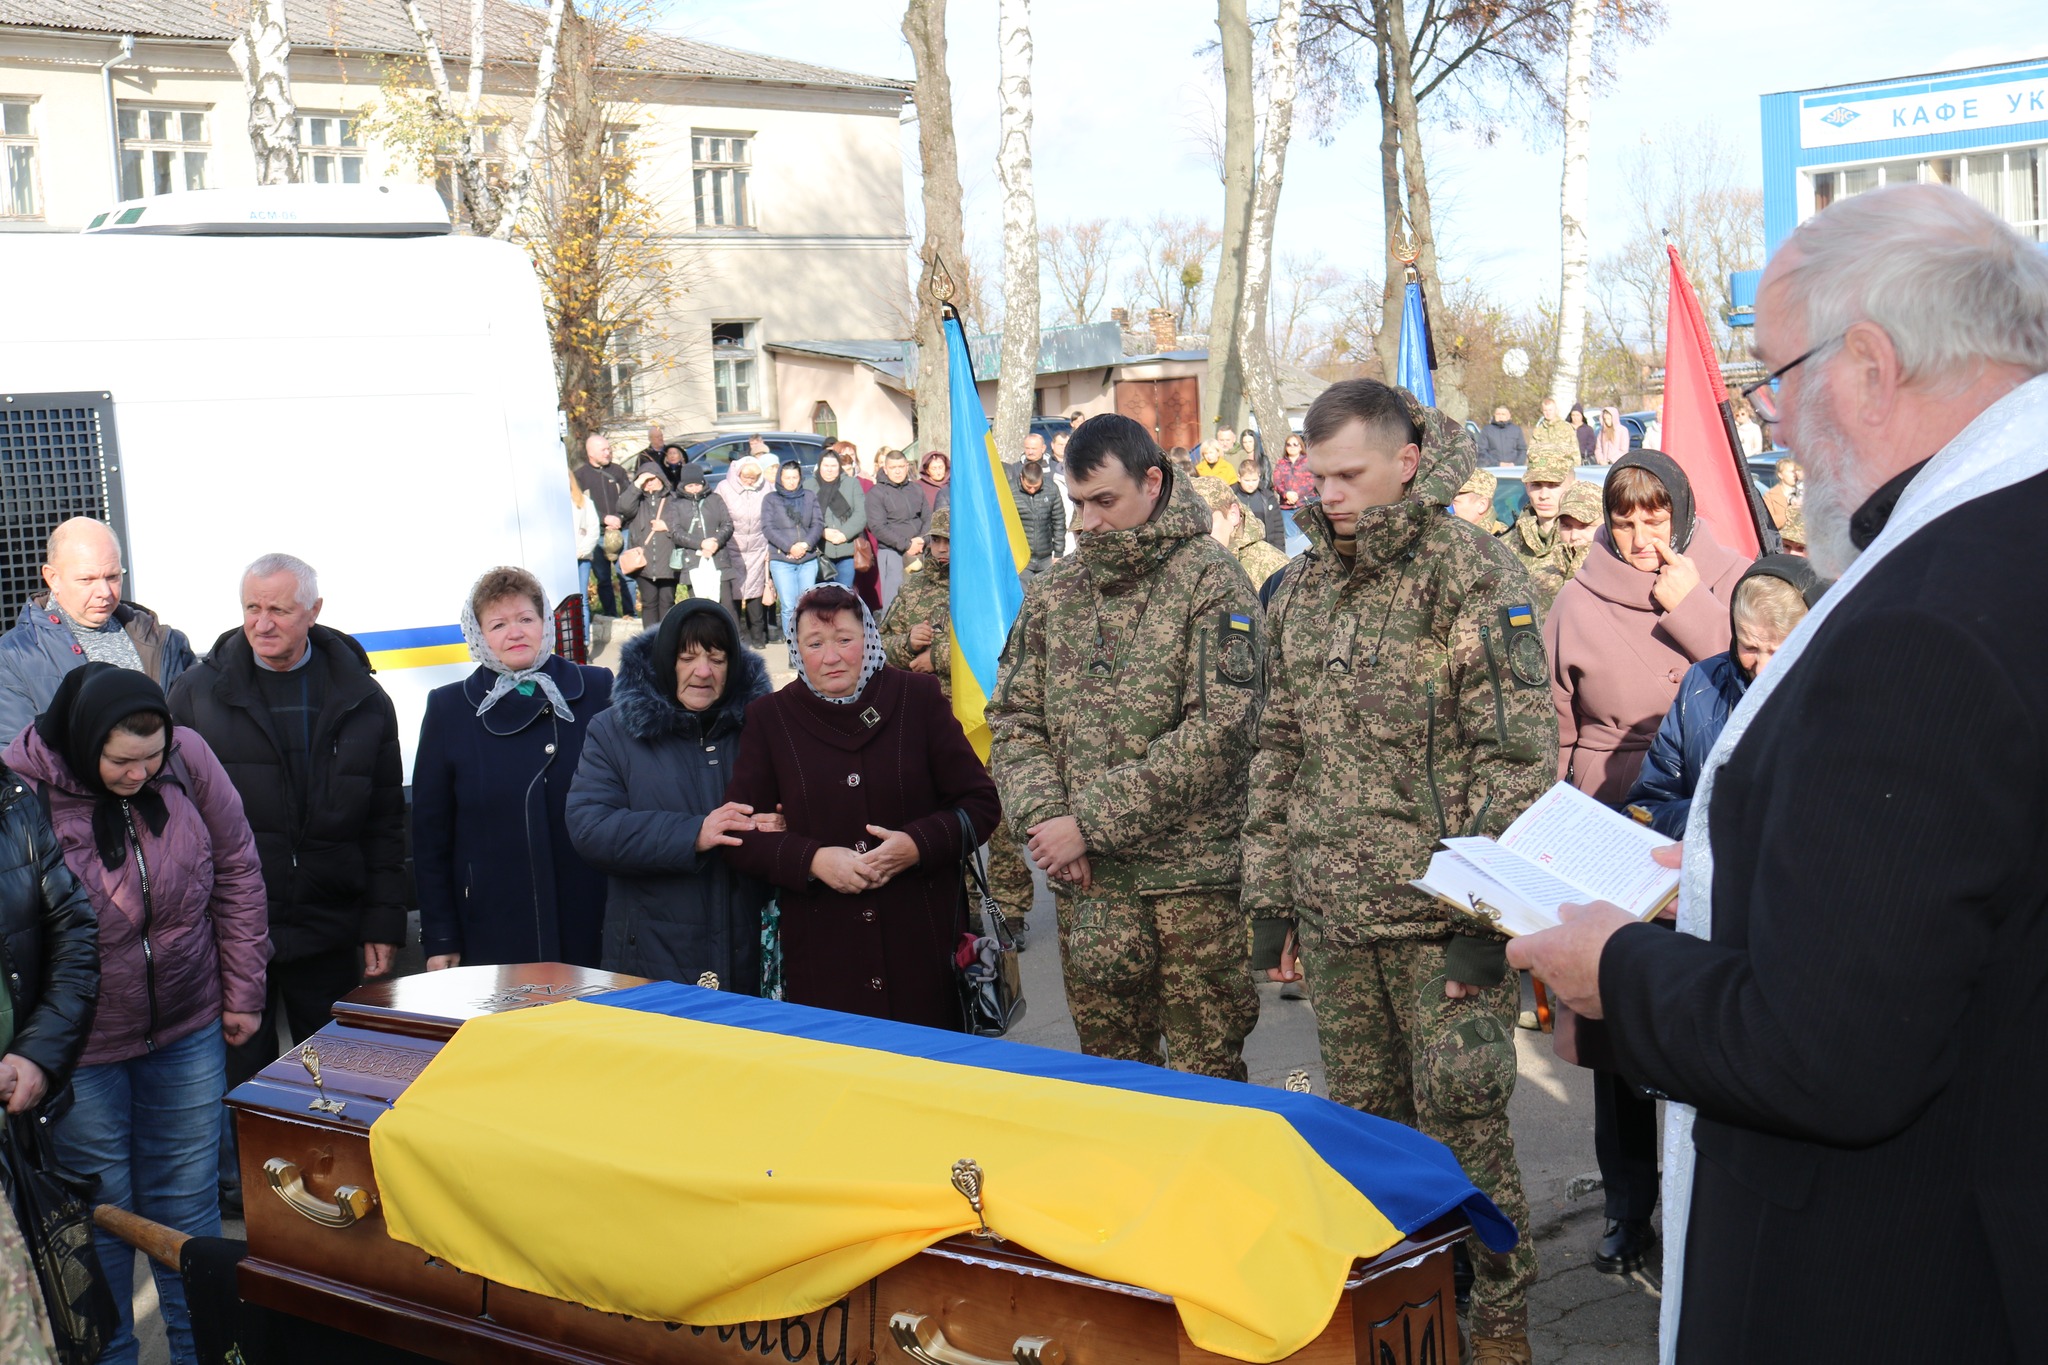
[
  {"x1": 666, "y1": 431, "x2": 831, "y2": 490},
  {"x1": 1028, "y1": 415, "x2": 1073, "y2": 444}
]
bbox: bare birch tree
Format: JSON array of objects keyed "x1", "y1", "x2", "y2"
[
  {"x1": 903, "y1": 0, "x2": 967, "y2": 453},
  {"x1": 993, "y1": 0, "x2": 1040, "y2": 463},
  {"x1": 1549, "y1": 0, "x2": 1597, "y2": 409},
  {"x1": 1239, "y1": 0, "x2": 1301, "y2": 455},
  {"x1": 227, "y1": 0, "x2": 299, "y2": 185},
  {"x1": 1207, "y1": 0, "x2": 1257, "y2": 430},
  {"x1": 1040, "y1": 218, "x2": 1117, "y2": 325}
]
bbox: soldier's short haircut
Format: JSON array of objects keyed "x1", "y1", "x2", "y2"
[
  {"x1": 1303, "y1": 379, "x2": 1421, "y2": 454},
  {"x1": 1065, "y1": 413, "x2": 1166, "y2": 484}
]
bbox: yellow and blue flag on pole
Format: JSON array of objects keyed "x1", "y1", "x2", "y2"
[
  {"x1": 1397, "y1": 277, "x2": 1436, "y2": 407},
  {"x1": 940, "y1": 310, "x2": 1030, "y2": 759},
  {"x1": 370, "y1": 982, "x2": 1515, "y2": 1363}
]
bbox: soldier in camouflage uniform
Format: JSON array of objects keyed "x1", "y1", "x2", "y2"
[
  {"x1": 0, "y1": 1187, "x2": 55, "y2": 1363},
  {"x1": 1191, "y1": 476, "x2": 1292, "y2": 591},
  {"x1": 877, "y1": 504, "x2": 1036, "y2": 932},
  {"x1": 1526, "y1": 481, "x2": 1603, "y2": 608},
  {"x1": 1245, "y1": 379, "x2": 1555, "y2": 1364},
  {"x1": 1501, "y1": 445, "x2": 1577, "y2": 571},
  {"x1": 1451, "y1": 468, "x2": 1506, "y2": 534},
  {"x1": 989, "y1": 416, "x2": 1262, "y2": 1079}
]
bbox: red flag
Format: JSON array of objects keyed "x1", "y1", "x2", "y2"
[{"x1": 1660, "y1": 244, "x2": 1763, "y2": 559}]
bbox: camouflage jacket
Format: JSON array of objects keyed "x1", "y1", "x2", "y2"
[
  {"x1": 1244, "y1": 420, "x2": 1558, "y2": 947},
  {"x1": 1234, "y1": 520, "x2": 1292, "y2": 590},
  {"x1": 1500, "y1": 509, "x2": 1561, "y2": 571},
  {"x1": 1525, "y1": 541, "x2": 1592, "y2": 609},
  {"x1": 989, "y1": 471, "x2": 1263, "y2": 896},
  {"x1": 879, "y1": 560, "x2": 953, "y2": 698}
]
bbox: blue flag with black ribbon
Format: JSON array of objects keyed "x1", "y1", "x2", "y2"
[{"x1": 1397, "y1": 277, "x2": 1436, "y2": 407}]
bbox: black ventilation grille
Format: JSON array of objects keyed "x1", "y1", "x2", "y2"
[{"x1": 0, "y1": 393, "x2": 130, "y2": 632}]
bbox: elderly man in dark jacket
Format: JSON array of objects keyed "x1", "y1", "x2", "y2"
[
  {"x1": 168, "y1": 554, "x2": 406, "y2": 1212},
  {"x1": 867, "y1": 450, "x2": 930, "y2": 610},
  {"x1": 0, "y1": 769, "x2": 100, "y2": 1115},
  {"x1": 567, "y1": 599, "x2": 773, "y2": 989},
  {"x1": 1007, "y1": 456, "x2": 1067, "y2": 577},
  {"x1": 0, "y1": 518, "x2": 193, "y2": 743}
]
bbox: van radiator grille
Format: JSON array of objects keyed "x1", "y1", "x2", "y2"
[{"x1": 0, "y1": 393, "x2": 130, "y2": 634}]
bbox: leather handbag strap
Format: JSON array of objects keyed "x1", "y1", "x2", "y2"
[{"x1": 954, "y1": 808, "x2": 992, "y2": 903}]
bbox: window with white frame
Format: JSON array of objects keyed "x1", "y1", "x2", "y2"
[
  {"x1": 692, "y1": 131, "x2": 752, "y2": 228},
  {"x1": 117, "y1": 105, "x2": 208, "y2": 200},
  {"x1": 598, "y1": 326, "x2": 641, "y2": 422},
  {"x1": 298, "y1": 113, "x2": 364, "y2": 184},
  {"x1": 1, "y1": 99, "x2": 38, "y2": 218},
  {"x1": 713, "y1": 321, "x2": 759, "y2": 418},
  {"x1": 1809, "y1": 142, "x2": 2047, "y2": 241}
]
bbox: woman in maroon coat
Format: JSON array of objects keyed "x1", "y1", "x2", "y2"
[{"x1": 724, "y1": 583, "x2": 1000, "y2": 1029}]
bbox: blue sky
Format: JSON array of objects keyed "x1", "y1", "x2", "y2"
[{"x1": 667, "y1": 1, "x2": 2042, "y2": 316}]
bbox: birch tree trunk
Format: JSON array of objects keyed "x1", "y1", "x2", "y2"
[
  {"x1": 993, "y1": 0, "x2": 1039, "y2": 465},
  {"x1": 1239, "y1": 0, "x2": 1300, "y2": 456},
  {"x1": 1207, "y1": 0, "x2": 1256, "y2": 431},
  {"x1": 1550, "y1": 0, "x2": 1597, "y2": 411},
  {"x1": 903, "y1": 0, "x2": 966, "y2": 454},
  {"x1": 227, "y1": 0, "x2": 299, "y2": 186},
  {"x1": 492, "y1": 0, "x2": 571, "y2": 240}
]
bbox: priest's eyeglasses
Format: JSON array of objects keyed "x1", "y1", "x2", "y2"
[{"x1": 1741, "y1": 335, "x2": 1841, "y2": 425}]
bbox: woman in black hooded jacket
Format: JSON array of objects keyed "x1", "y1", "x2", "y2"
[
  {"x1": 566, "y1": 599, "x2": 775, "y2": 991},
  {"x1": 0, "y1": 768, "x2": 99, "y2": 1114}
]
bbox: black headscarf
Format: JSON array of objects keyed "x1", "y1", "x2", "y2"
[
  {"x1": 34, "y1": 662, "x2": 174, "y2": 869},
  {"x1": 651, "y1": 597, "x2": 744, "y2": 706},
  {"x1": 772, "y1": 458, "x2": 807, "y2": 502},
  {"x1": 814, "y1": 454, "x2": 852, "y2": 520},
  {"x1": 676, "y1": 462, "x2": 710, "y2": 497},
  {"x1": 1604, "y1": 448, "x2": 1697, "y2": 553}
]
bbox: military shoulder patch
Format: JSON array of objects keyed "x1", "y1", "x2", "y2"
[
  {"x1": 1217, "y1": 611, "x2": 1259, "y2": 688},
  {"x1": 1497, "y1": 604, "x2": 1546, "y2": 689}
]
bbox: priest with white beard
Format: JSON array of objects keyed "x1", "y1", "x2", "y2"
[{"x1": 1509, "y1": 183, "x2": 2048, "y2": 1363}]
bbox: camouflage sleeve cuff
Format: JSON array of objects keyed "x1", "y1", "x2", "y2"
[
  {"x1": 1250, "y1": 917, "x2": 1295, "y2": 973},
  {"x1": 1444, "y1": 933, "x2": 1509, "y2": 988}
]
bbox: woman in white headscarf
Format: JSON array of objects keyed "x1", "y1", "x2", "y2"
[
  {"x1": 412, "y1": 567, "x2": 615, "y2": 969},
  {"x1": 716, "y1": 455, "x2": 773, "y2": 647}
]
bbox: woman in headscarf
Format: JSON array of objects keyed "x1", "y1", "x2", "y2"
[
  {"x1": 716, "y1": 454, "x2": 773, "y2": 647},
  {"x1": 761, "y1": 458, "x2": 824, "y2": 644},
  {"x1": 1540, "y1": 449, "x2": 1751, "y2": 1280},
  {"x1": 723, "y1": 584, "x2": 1000, "y2": 1028},
  {"x1": 568, "y1": 598, "x2": 775, "y2": 990},
  {"x1": 412, "y1": 567, "x2": 614, "y2": 970},
  {"x1": 809, "y1": 449, "x2": 868, "y2": 590},
  {"x1": 1594, "y1": 405, "x2": 1630, "y2": 464},
  {"x1": 918, "y1": 450, "x2": 951, "y2": 513},
  {"x1": 4, "y1": 664, "x2": 266, "y2": 1365}
]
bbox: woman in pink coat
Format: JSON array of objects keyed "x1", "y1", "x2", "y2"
[
  {"x1": 3, "y1": 664, "x2": 267, "y2": 1365},
  {"x1": 717, "y1": 455, "x2": 773, "y2": 647},
  {"x1": 1539, "y1": 448, "x2": 1750, "y2": 1279}
]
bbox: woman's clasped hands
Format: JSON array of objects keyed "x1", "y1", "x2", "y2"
[{"x1": 809, "y1": 824, "x2": 922, "y2": 894}]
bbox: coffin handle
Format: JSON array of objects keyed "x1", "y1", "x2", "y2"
[
  {"x1": 263, "y1": 1158, "x2": 377, "y2": 1229},
  {"x1": 889, "y1": 1311, "x2": 1064, "y2": 1365}
]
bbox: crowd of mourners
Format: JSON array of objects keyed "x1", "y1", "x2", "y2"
[{"x1": 0, "y1": 182, "x2": 2041, "y2": 1365}]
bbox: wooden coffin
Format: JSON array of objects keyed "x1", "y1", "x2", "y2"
[{"x1": 230, "y1": 965, "x2": 1467, "y2": 1365}]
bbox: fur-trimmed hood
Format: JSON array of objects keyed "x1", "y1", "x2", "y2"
[{"x1": 612, "y1": 609, "x2": 772, "y2": 744}]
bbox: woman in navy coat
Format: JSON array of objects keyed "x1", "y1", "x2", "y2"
[{"x1": 413, "y1": 567, "x2": 613, "y2": 969}]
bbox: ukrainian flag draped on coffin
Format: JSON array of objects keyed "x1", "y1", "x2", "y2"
[
  {"x1": 369, "y1": 984, "x2": 1514, "y2": 1364},
  {"x1": 941, "y1": 310, "x2": 1030, "y2": 759}
]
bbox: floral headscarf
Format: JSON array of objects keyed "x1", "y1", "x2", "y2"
[
  {"x1": 461, "y1": 571, "x2": 574, "y2": 721},
  {"x1": 789, "y1": 589, "x2": 888, "y2": 706}
]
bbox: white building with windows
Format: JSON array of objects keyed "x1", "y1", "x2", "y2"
[{"x1": 0, "y1": 0, "x2": 914, "y2": 440}]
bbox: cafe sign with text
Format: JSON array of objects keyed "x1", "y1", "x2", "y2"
[{"x1": 1801, "y1": 63, "x2": 2048, "y2": 150}]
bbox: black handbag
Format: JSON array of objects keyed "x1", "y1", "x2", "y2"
[
  {"x1": 0, "y1": 1110, "x2": 117, "y2": 1365},
  {"x1": 953, "y1": 810, "x2": 1025, "y2": 1037}
]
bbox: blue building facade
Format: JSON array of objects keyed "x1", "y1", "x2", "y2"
[{"x1": 1760, "y1": 57, "x2": 2048, "y2": 256}]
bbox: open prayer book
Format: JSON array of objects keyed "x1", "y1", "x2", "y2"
[{"x1": 1410, "y1": 781, "x2": 1679, "y2": 936}]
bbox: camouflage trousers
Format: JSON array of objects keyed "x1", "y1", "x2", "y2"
[
  {"x1": 1055, "y1": 888, "x2": 1258, "y2": 1080},
  {"x1": 0, "y1": 1188, "x2": 56, "y2": 1365},
  {"x1": 1300, "y1": 930, "x2": 1537, "y2": 1338},
  {"x1": 984, "y1": 833, "x2": 1035, "y2": 923}
]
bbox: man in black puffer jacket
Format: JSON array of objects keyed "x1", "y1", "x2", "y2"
[
  {"x1": 1007, "y1": 455, "x2": 1067, "y2": 578},
  {"x1": 168, "y1": 555, "x2": 407, "y2": 1208},
  {"x1": 0, "y1": 769, "x2": 100, "y2": 1116}
]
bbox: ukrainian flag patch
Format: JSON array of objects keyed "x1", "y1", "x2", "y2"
[
  {"x1": 1505, "y1": 605, "x2": 1535, "y2": 629},
  {"x1": 1228, "y1": 613, "x2": 1254, "y2": 633}
]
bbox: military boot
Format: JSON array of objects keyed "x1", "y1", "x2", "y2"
[{"x1": 1468, "y1": 1332, "x2": 1533, "y2": 1365}]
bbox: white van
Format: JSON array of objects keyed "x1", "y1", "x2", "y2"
[{"x1": 0, "y1": 186, "x2": 579, "y2": 775}]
